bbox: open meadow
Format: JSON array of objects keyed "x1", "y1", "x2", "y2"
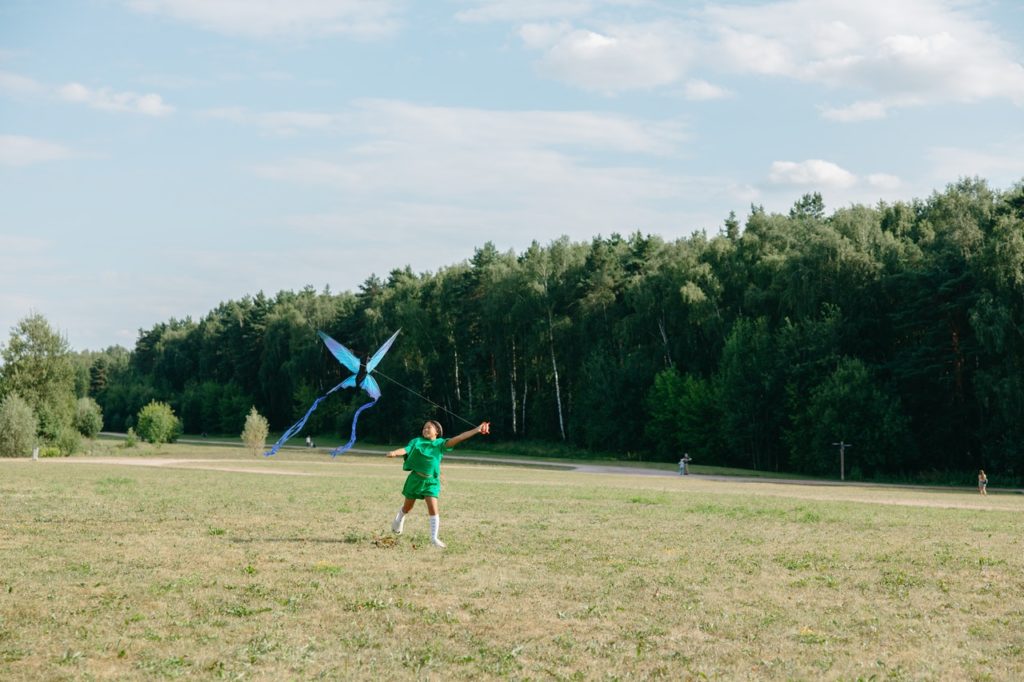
[{"x1": 1, "y1": 444, "x2": 1022, "y2": 680}]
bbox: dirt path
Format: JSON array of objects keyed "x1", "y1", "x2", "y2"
[
  {"x1": 25, "y1": 457, "x2": 320, "y2": 477},
  {"x1": 23, "y1": 454, "x2": 1021, "y2": 512}
]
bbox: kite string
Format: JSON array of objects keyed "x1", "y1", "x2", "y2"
[{"x1": 373, "y1": 368, "x2": 479, "y2": 430}]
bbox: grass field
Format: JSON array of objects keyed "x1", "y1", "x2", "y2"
[{"x1": 2, "y1": 444, "x2": 1022, "y2": 680}]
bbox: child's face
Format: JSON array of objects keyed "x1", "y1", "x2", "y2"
[{"x1": 422, "y1": 422, "x2": 440, "y2": 439}]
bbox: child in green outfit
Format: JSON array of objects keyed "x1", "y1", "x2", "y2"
[{"x1": 386, "y1": 419, "x2": 489, "y2": 548}]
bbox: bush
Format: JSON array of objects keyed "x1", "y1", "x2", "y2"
[
  {"x1": 74, "y1": 397, "x2": 104, "y2": 438},
  {"x1": 38, "y1": 446, "x2": 62, "y2": 457},
  {"x1": 122, "y1": 427, "x2": 138, "y2": 449},
  {"x1": 135, "y1": 401, "x2": 182, "y2": 444},
  {"x1": 241, "y1": 406, "x2": 269, "y2": 457},
  {"x1": 0, "y1": 393, "x2": 38, "y2": 457},
  {"x1": 53, "y1": 425, "x2": 81, "y2": 456}
]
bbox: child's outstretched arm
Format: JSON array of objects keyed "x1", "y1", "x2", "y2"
[
  {"x1": 385, "y1": 447, "x2": 405, "y2": 458},
  {"x1": 445, "y1": 422, "x2": 490, "y2": 449}
]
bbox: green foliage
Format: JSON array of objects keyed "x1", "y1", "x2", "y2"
[
  {"x1": 0, "y1": 393, "x2": 38, "y2": 457},
  {"x1": 0, "y1": 313, "x2": 76, "y2": 441},
  {"x1": 645, "y1": 369, "x2": 722, "y2": 463},
  {"x1": 135, "y1": 401, "x2": 181, "y2": 444},
  {"x1": 85, "y1": 179, "x2": 1024, "y2": 482},
  {"x1": 83, "y1": 346, "x2": 133, "y2": 428},
  {"x1": 788, "y1": 358, "x2": 915, "y2": 477},
  {"x1": 53, "y1": 425, "x2": 81, "y2": 456},
  {"x1": 122, "y1": 427, "x2": 138, "y2": 448},
  {"x1": 790, "y1": 192, "x2": 825, "y2": 221},
  {"x1": 180, "y1": 380, "x2": 252, "y2": 434},
  {"x1": 715, "y1": 317, "x2": 784, "y2": 471},
  {"x1": 240, "y1": 406, "x2": 269, "y2": 456},
  {"x1": 73, "y1": 397, "x2": 104, "y2": 438}
]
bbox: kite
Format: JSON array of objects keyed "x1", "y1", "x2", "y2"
[{"x1": 264, "y1": 329, "x2": 401, "y2": 457}]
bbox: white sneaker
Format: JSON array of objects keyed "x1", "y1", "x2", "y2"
[
  {"x1": 430, "y1": 538, "x2": 446, "y2": 549},
  {"x1": 391, "y1": 516, "x2": 405, "y2": 534}
]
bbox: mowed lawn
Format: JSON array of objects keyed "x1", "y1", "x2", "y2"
[{"x1": 1, "y1": 446, "x2": 1022, "y2": 680}]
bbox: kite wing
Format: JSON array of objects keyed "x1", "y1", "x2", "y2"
[
  {"x1": 317, "y1": 331, "x2": 360, "y2": 375},
  {"x1": 360, "y1": 375, "x2": 382, "y2": 400},
  {"x1": 366, "y1": 329, "x2": 401, "y2": 373}
]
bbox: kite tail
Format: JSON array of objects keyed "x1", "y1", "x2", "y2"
[
  {"x1": 330, "y1": 398, "x2": 378, "y2": 457},
  {"x1": 264, "y1": 381, "x2": 346, "y2": 457}
]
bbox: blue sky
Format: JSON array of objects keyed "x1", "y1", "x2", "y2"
[{"x1": 2, "y1": 0, "x2": 1023, "y2": 352}]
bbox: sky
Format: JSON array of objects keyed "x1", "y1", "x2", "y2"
[{"x1": 2, "y1": 0, "x2": 1023, "y2": 353}]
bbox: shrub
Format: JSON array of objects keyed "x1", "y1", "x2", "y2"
[
  {"x1": 73, "y1": 397, "x2": 104, "y2": 438},
  {"x1": 135, "y1": 401, "x2": 182, "y2": 444},
  {"x1": 241, "y1": 406, "x2": 269, "y2": 457},
  {"x1": 122, "y1": 427, "x2": 138, "y2": 449},
  {"x1": 53, "y1": 425, "x2": 81, "y2": 456},
  {"x1": 0, "y1": 393, "x2": 38, "y2": 457}
]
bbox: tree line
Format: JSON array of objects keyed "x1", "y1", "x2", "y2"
[{"x1": 6, "y1": 178, "x2": 1022, "y2": 482}]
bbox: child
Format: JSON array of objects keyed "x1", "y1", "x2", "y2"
[
  {"x1": 386, "y1": 420, "x2": 489, "y2": 548},
  {"x1": 978, "y1": 469, "x2": 988, "y2": 496}
]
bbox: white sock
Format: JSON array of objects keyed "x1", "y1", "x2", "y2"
[
  {"x1": 429, "y1": 515, "x2": 440, "y2": 541},
  {"x1": 391, "y1": 508, "x2": 406, "y2": 533}
]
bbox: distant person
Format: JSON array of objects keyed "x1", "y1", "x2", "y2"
[
  {"x1": 978, "y1": 469, "x2": 988, "y2": 496},
  {"x1": 305, "y1": 435, "x2": 311, "y2": 448},
  {"x1": 386, "y1": 419, "x2": 489, "y2": 548},
  {"x1": 678, "y1": 453, "x2": 691, "y2": 476}
]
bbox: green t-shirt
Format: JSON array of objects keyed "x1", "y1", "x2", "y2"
[{"x1": 402, "y1": 437, "x2": 450, "y2": 478}]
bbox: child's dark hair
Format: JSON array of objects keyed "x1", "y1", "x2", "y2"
[{"x1": 426, "y1": 420, "x2": 443, "y2": 437}]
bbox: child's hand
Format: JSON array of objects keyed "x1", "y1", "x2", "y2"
[{"x1": 479, "y1": 422, "x2": 490, "y2": 435}]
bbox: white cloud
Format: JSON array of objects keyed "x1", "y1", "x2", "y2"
[
  {"x1": 456, "y1": 0, "x2": 596, "y2": 23},
  {"x1": 245, "y1": 99, "x2": 741, "y2": 245},
  {"x1": 715, "y1": 27, "x2": 794, "y2": 76},
  {"x1": 684, "y1": 79, "x2": 731, "y2": 101},
  {"x1": 0, "y1": 135, "x2": 73, "y2": 166},
  {"x1": 0, "y1": 71, "x2": 44, "y2": 96},
  {"x1": 0, "y1": 234, "x2": 51, "y2": 257},
  {"x1": 768, "y1": 160, "x2": 858, "y2": 189},
  {"x1": 58, "y1": 82, "x2": 174, "y2": 116},
  {"x1": 820, "y1": 100, "x2": 889, "y2": 122},
  {"x1": 508, "y1": 1, "x2": 1024, "y2": 112},
  {"x1": 705, "y1": 0, "x2": 1024, "y2": 117},
  {"x1": 124, "y1": 0, "x2": 402, "y2": 39},
  {"x1": 252, "y1": 99, "x2": 687, "y2": 154},
  {"x1": 926, "y1": 143, "x2": 1024, "y2": 187},
  {"x1": 204, "y1": 107, "x2": 340, "y2": 135},
  {"x1": 1, "y1": 71, "x2": 172, "y2": 116},
  {"x1": 136, "y1": 73, "x2": 208, "y2": 90},
  {"x1": 867, "y1": 173, "x2": 902, "y2": 190},
  {"x1": 531, "y1": 22, "x2": 693, "y2": 93},
  {"x1": 519, "y1": 22, "x2": 572, "y2": 49}
]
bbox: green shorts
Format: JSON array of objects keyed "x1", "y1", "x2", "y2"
[{"x1": 402, "y1": 471, "x2": 440, "y2": 500}]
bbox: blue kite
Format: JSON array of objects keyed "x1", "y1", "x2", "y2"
[{"x1": 264, "y1": 329, "x2": 401, "y2": 457}]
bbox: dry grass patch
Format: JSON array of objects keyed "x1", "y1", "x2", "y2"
[{"x1": 1, "y1": 448, "x2": 1022, "y2": 680}]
